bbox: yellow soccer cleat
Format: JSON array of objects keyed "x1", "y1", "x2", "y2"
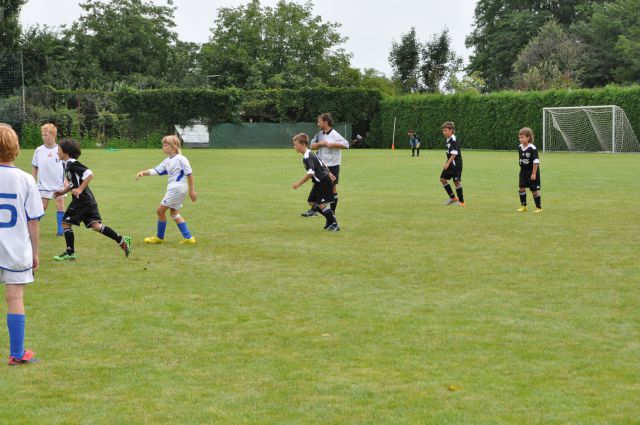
[
  {"x1": 144, "y1": 236, "x2": 164, "y2": 244},
  {"x1": 179, "y1": 236, "x2": 196, "y2": 245},
  {"x1": 534, "y1": 208, "x2": 543, "y2": 214},
  {"x1": 517, "y1": 206, "x2": 528, "y2": 212}
]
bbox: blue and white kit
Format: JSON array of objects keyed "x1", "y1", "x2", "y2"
[{"x1": 150, "y1": 154, "x2": 193, "y2": 209}]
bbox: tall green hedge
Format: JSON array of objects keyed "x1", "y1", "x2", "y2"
[{"x1": 369, "y1": 86, "x2": 640, "y2": 150}]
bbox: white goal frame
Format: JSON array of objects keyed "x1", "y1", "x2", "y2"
[{"x1": 542, "y1": 105, "x2": 640, "y2": 153}]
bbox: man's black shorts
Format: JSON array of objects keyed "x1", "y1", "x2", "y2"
[
  {"x1": 63, "y1": 202, "x2": 102, "y2": 228},
  {"x1": 519, "y1": 170, "x2": 541, "y2": 191},
  {"x1": 307, "y1": 179, "x2": 335, "y2": 205},
  {"x1": 440, "y1": 163, "x2": 462, "y2": 182},
  {"x1": 328, "y1": 165, "x2": 340, "y2": 185}
]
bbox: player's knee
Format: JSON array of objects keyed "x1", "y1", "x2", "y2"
[
  {"x1": 156, "y1": 207, "x2": 166, "y2": 217},
  {"x1": 171, "y1": 214, "x2": 181, "y2": 221},
  {"x1": 90, "y1": 223, "x2": 102, "y2": 232}
]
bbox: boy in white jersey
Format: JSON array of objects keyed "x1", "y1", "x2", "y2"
[
  {"x1": 302, "y1": 113, "x2": 349, "y2": 217},
  {"x1": 136, "y1": 135, "x2": 197, "y2": 244},
  {"x1": 0, "y1": 125, "x2": 44, "y2": 365},
  {"x1": 31, "y1": 123, "x2": 65, "y2": 235}
]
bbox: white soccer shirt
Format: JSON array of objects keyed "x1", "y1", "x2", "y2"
[
  {"x1": 152, "y1": 154, "x2": 193, "y2": 189},
  {"x1": 0, "y1": 165, "x2": 45, "y2": 272},
  {"x1": 311, "y1": 128, "x2": 349, "y2": 167},
  {"x1": 32, "y1": 144, "x2": 65, "y2": 191}
]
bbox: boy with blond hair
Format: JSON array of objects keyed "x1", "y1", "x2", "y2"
[
  {"x1": 0, "y1": 125, "x2": 44, "y2": 365},
  {"x1": 32, "y1": 123, "x2": 66, "y2": 235}
]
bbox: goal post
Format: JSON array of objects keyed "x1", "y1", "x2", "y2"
[{"x1": 542, "y1": 105, "x2": 640, "y2": 153}]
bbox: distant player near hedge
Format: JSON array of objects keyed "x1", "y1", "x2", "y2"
[
  {"x1": 408, "y1": 129, "x2": 421, "y2": 157},
  {"x1": 292, "y1": 133, "x2": 340, "y2": 231},
  {"x1": 517, "y1": 127, "x2": 542, "y2": 213},
  {"x1": 136, "y1": 135, "x2": 197, "y2": 244},
  {"x1": 301, "y1": 113, "x2": 349, "y2": 217},
  {"x1": 439, "y1": 121, "x2": 465, "y2": 206},
  {"x1": 53, "y1": 138, "x2": 131, "y2": 261},
  {"x1": 31, "y1": 123, "x2": 66, "y2": 236},
  {"x1": 0, "y1": 124, "x2": 44, "y2": 366}
]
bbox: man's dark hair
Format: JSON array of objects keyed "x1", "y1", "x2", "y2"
[
  {"x1": 318, "y1": 112, "x2": 333, "y2": 127},
  {"x1": 59, "y1": 138, "x2": 82, "y2": 159}
]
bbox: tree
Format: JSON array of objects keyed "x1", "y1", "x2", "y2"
[
  {"x1": 0, "y1": 0, "x2": 26, "y2": 52},
  {"x1": 63, "y1": 0, "x2": 181, "y2": 88},
  {"x1": 574, "y1": 0, "x2": 640, "y2": 86},
  {"x1": 512, "y1": 20, "x2": 583, "y2": 90},
  {"x1": 200, "y1": 0, "x2": 352, "y2": 89},
  {"x1": 1, "y1": 0, "x2": 27, "y2": 95},
  {"x1": 20, "y1": 25, "x2": 72, "y2": 87},
  {"x1": 466, "y1": 0, "x2": 607, "y2": 91},
  {"x1": 388, "y1": 27, "x2": 420, "y2": 93},
  {"x1": 420, "y1": 29, "x2": 462, "y2": 93}
]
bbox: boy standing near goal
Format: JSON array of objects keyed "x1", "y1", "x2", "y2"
[
  {"x1": 0, "y1": 125, "x2": 44, "y2": 365},
  {"x1": 32, "y1": 123, "x2": 66, "y2": 236},
  {"x1": 517, "y1": 127, "x2": 542, "y2": 213},
  {"x1": 292, "y1": 133, "x2": 340, "y2": 231},
  {"x1": 301, "y1": 113, "x2": 349, "y2": 216},
  {"x1": 53, "y1": 138, "x2": 131, "y2": 261},
  {"x1": 439, "y1": 121, "x2": 465, "y2": 206}
]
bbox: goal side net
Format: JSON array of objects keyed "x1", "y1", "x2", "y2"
[{"x1": 542, "y1": 105, "x2": 640, "y2": 153}]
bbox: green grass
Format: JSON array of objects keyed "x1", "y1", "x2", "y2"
[{"x1": 2, "y1": 148, "x2": 639, "y2": 424}]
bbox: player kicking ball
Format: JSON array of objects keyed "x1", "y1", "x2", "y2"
[
  {"x1": 292, "y1": 133, "x2": 340, "y2": 231},
  {"x1": 136, "y1": 135, "x2": 197, "y2": 245},
  {"x1": 53, "y1": 138, "x2": 131, "y2": 261},
  {"x1": 0, "y1": 124, "x2": 44, "y2": 365}
]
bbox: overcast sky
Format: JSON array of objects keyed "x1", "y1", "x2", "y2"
[{"x1": 20, "y1": 0, "x2": 477, "y2": 76}]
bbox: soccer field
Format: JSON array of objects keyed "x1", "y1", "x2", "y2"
[{"x1": 2, "y1": 148, "x2": 639, "y2": 424}]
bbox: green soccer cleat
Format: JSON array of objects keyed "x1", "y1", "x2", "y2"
[
  {"x1": 120, "y1": 236, "x2": 131, "y2": 257},
  {"x1": 179, "y1": 236, "x2": 196, "y2": 245},
  {"x1": 534, "y1": 208, "x2": 543, "y2": 214},
  {"x1": 517, "y1": 205, "x2": 528, "y2": 212},
  {"x1": 53, "y1": 252, "x2": 76, "y2": 261}
]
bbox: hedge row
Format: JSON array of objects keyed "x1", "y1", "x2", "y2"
[
  {"x1": 369, "y1": 86, "x2": 640, "y2": 150},
  {"x1": 16, "y1": 87, "x2": 382, "y2": 147}
]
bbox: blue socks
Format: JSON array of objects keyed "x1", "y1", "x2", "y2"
[
  {"x1": 56, "y1": 211, "x2": 64, "y2": 234},
  {"x1": 157, "y1": 220, "x2": 167, "y2": 239},
  {"x1": 7, "y1": 314, "x2": 25, "y2": 359},
  {"x1": 177, "y1": 222, "x2": 192, "y2": 239}
]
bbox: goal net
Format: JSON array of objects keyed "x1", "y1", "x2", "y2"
[{"x1": 543, "y1": 105, "x2": 640, "y2": 153}]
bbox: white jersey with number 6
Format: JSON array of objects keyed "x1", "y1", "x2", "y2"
[{"x1": 0, "y1": 165, "x2": 44, "y2": 272}]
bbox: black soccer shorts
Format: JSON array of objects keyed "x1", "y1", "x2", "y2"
[
  {"x1": 519, "y1": 170, "x2": 541, "y2": 191},
  {"x1": 307, "y1": 179, "x2": 335, "y2": 206},
  {"x1": 62, "y1": 203, "x2": 102, "y2": 228}
]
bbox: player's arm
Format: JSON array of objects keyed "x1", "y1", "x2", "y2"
[
  {"x1": 292, "y1": 173, "x2": 311, "y2": 189},
  {"x1": 136, "y1": 169, "x2": 152, "y2": 179},
  {"x1": 443, "y1": 153, "x2": 456, "y2": 170},
  {"x1": 72, "y1": 172, "x2": 93, "y2": 197},
  {"x1": 53, "y1": 184, "x2": 71, "y2": 197},
  {"x1": 531, "y1": 150, "x2": 540, "y2": 179},
  {"x1": 31, "y1": 166, "x2": 38, "y2": 180},
  {"x1": 187, "y1": 174, "x2": 197, "y2": 202},
  {"x1": 27, "y1": 219, "x2": 40, "y2": 273}
]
